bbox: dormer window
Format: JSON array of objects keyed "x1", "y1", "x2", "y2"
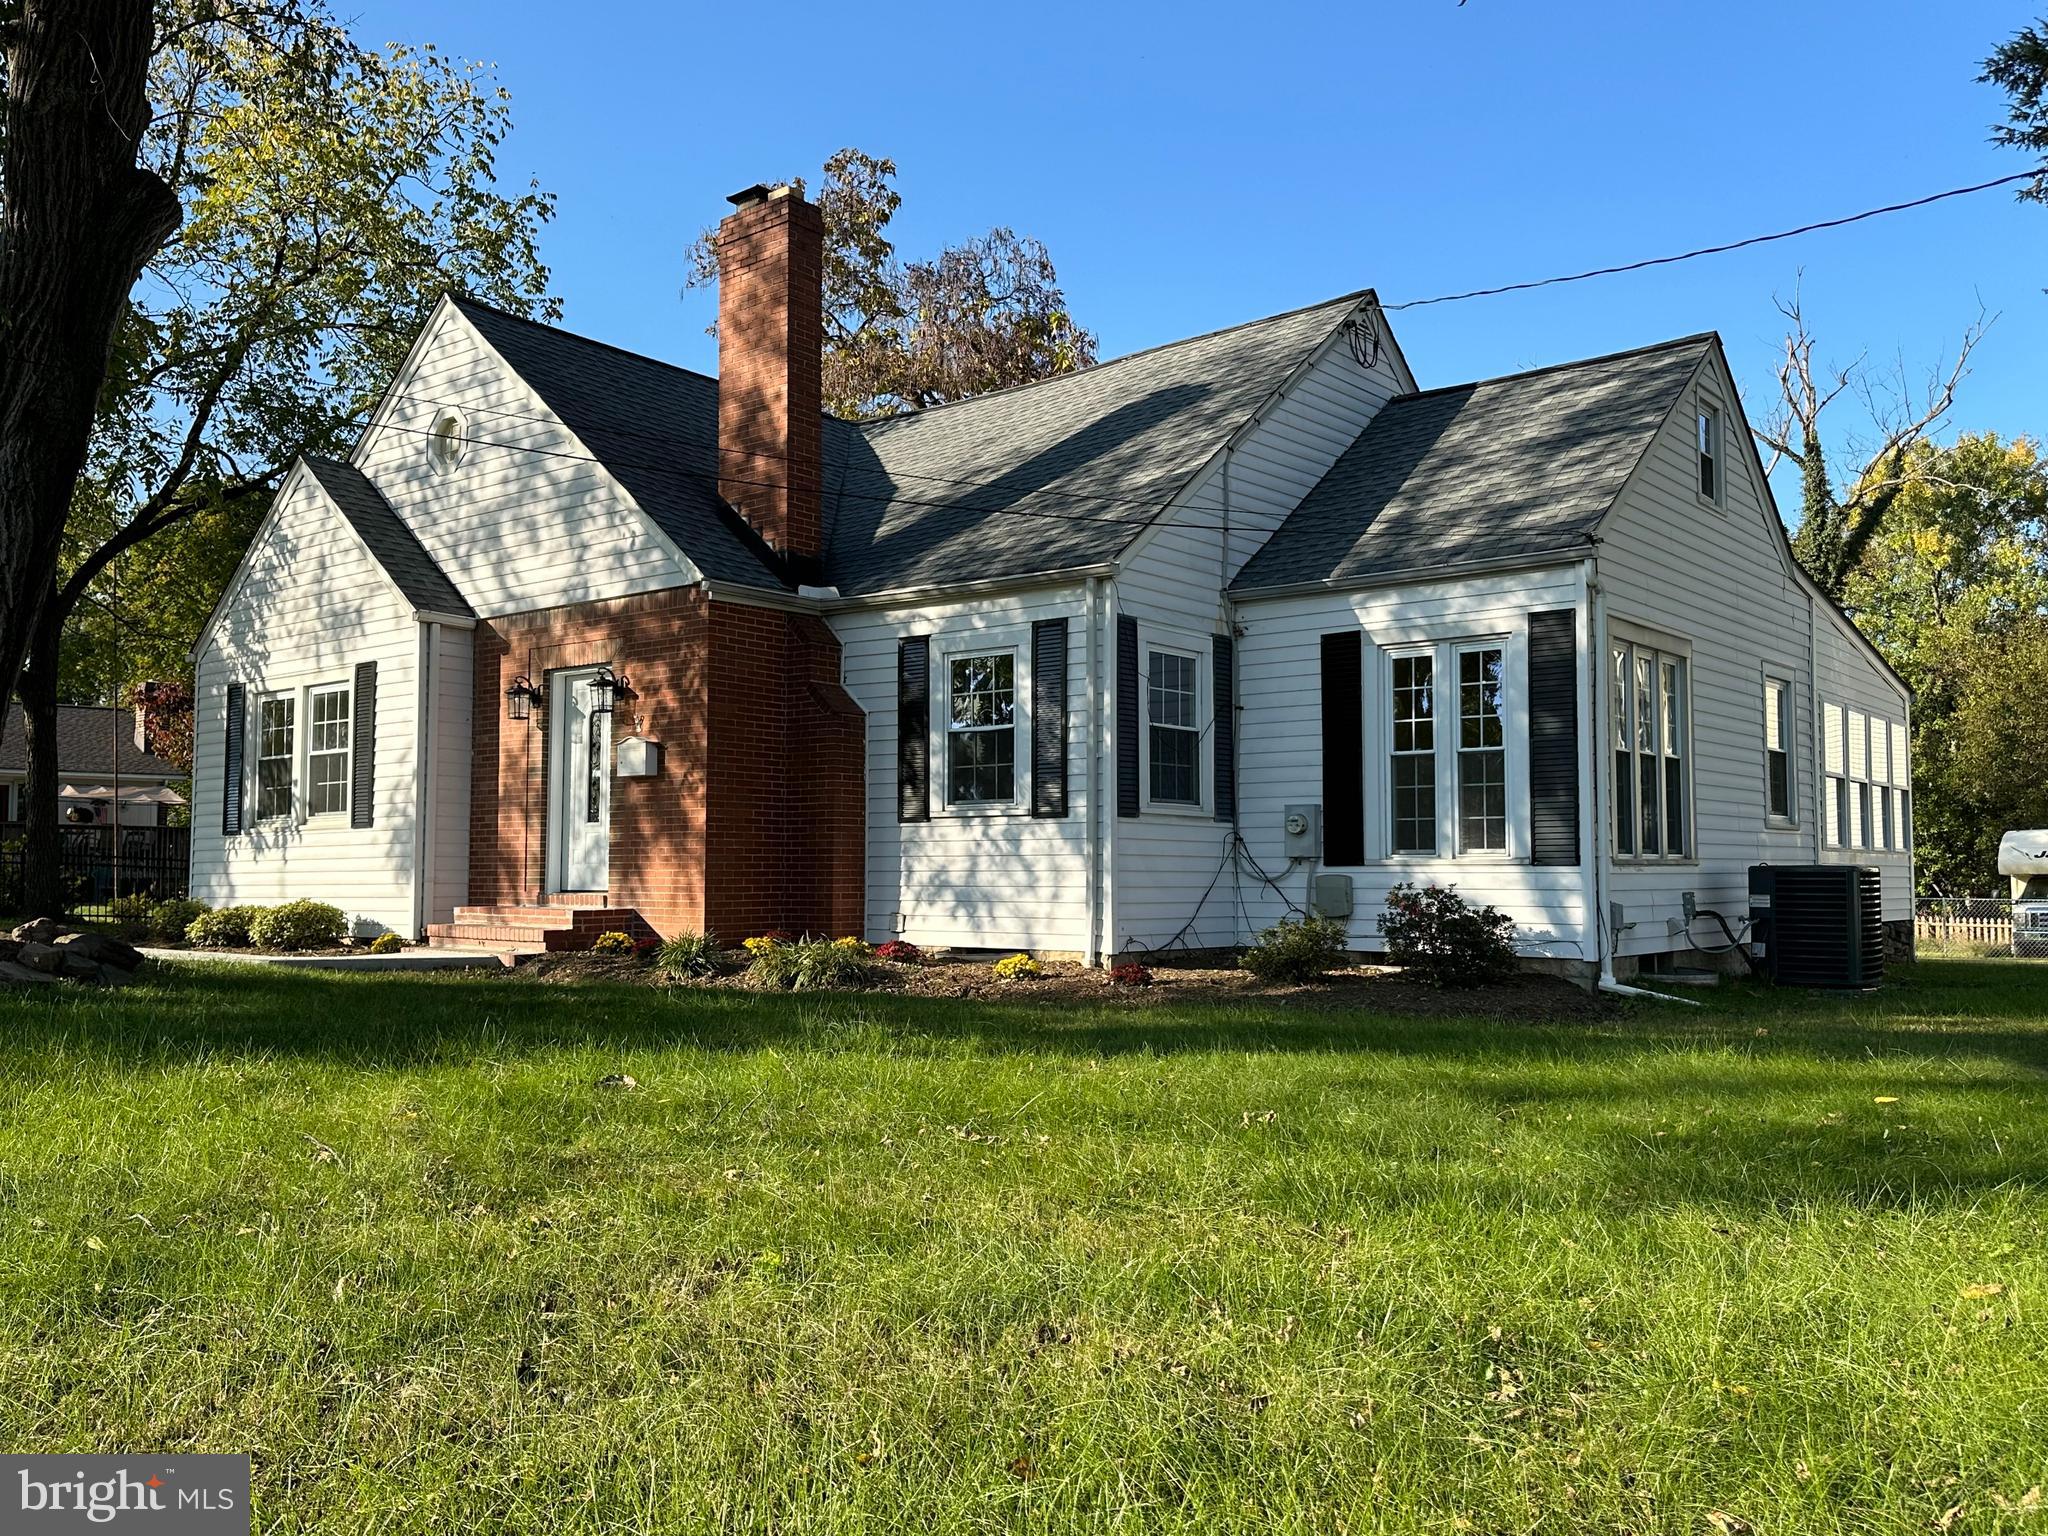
[
  {"x1": 428, "y1": 412, "x2": 466, "y2": 474},
  {"x1": 1696, "y1": 405, "x2": 1722, "y2": 504}
]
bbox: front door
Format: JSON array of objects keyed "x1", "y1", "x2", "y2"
[{"x1": 548, "y1": 666, "x2": 611, "y2": 893}]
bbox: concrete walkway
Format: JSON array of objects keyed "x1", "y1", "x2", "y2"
[{"x1": 139, "y1": 946, "x2": 515, "y2": 973}]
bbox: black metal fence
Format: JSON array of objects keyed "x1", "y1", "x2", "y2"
[{"x1": 0, "y1": 826, "x2": 190, "y2": 917}]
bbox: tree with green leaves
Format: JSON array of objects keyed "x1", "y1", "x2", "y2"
[
  {"x1": 686, "y1": 148, "x2": 1096, "y2": 420},
  {"x1": 1985, "y1": 15, "x2": 2048, "y2": 205},
  {"x1": 1756, "y1": 286, "x2": 1988, "y2": 599},
  {"x1": 12, "y1": 0, "x2": 555, "y2": 914},
  {"x1": 0, "y1": 0, "x2": 182, "y2": 751},
  {"x1": 1840, "y1": 433, "x2": 2048, "y2": 892}
]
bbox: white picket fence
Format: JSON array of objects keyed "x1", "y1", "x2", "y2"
[{"x1": 1915, "y1": 897, "x2": 2015, "y2": 953}]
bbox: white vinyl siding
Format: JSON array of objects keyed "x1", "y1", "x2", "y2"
[
  {"x1": 190, "y1": 467, "x2": 425, "y2": 936},
  {"x1": 349, "y1": 302, "x2": 694, "y2": 618},
  {"x1": 1596, "y1": 345, "x2": 1912, "y2": 946},
  {"x1": 831, "y1": 585, "x2": 1090, "y2": 954},
  {"x1": 1234, "y1": 566, "x2": 1584, "y2": 960},
  {"x1": 1112, "y1": 324, "x2": 1408, "y2": 951}
]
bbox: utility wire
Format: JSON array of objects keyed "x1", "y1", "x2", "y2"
[
  {"x1": 356, "y1": 168, "x2": 2040, "y2": 540},
  {"x1": 1380, "y1": 169, "x2": 2043, "y2": 310}
]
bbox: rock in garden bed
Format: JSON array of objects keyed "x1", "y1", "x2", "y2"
[{"x1": 0, "y1": 921, "x2": 147, "y2": 987}]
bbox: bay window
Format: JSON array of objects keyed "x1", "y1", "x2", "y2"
[{"x1": 1610, "y1": 636, "x2": 1690, "y2": 861}]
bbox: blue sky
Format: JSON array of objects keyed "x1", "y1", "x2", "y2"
[{"x1": 359, "y1": 0, "x2": 2045, "y2": 512}]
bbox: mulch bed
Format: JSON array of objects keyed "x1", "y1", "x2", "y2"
[{"x1": 508, "y1": 951, "x2": 1613, "y2": 1021}]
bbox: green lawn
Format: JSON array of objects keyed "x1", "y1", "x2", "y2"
[{"x1": 2, "y1": 960, "x2": 2045, "y2": 1533}]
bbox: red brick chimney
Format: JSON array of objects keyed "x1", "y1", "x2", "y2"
[{"x1": 716, "y1": 183, "x2": 824, "y2": 567}]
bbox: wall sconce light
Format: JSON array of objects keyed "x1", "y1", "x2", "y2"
[
  {"x1": 590, "y1": 665, "x2": 631, "y2": 717},
  {"x1": 505, "y1": 674, "x2": 539, "y2": 722}
]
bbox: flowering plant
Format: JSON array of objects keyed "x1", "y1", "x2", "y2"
[
  {"x1": 876, "y1": 939, "x2": 924, "y2": 964},
  {"x1": 993, "y1": 953, "x2": 1042, "y2": 982},
  {"x1": 1108, "y1": 962, "x2": 1152, "y2": 987}
]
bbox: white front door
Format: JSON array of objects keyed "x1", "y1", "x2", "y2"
[{"x1": 549, "y1": 667, "x2": 611, "y2": 893}]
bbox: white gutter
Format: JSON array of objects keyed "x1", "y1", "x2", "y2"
[
  {"x1": 1807, "y1": 585, "x2": 1825, "y2": 862},
  {"x1": 1584, "y1": 559, "x2": 1609, "y2": 986},
  {"x1": 1231, "y1": 547, "x2": 1593, "y2": 604},
  {"x1": 1599, "y1": 974, "x2": 1702, "y2": 1006}
]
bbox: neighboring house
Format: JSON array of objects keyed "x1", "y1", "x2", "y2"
[
  {"x1": 189, "y1": 184, "x2": 1913, "y2": 977},
  {"x1": 1, "y1": 703, "x2": 186, "y2": 828}
]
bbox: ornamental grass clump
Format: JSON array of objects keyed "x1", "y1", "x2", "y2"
[
  {"x1": 655, "y1": 931, "x2": 725, "y2": 979},
  {"x1": 1240, "y1": 914, "x2": 1349, "y2": 983},
  {"x1": 745, "y1": 934, "x2": 886, "y2": 991},
  {"x1": 1378, "y1": 882, "x2": 1517, "y2": 988}
]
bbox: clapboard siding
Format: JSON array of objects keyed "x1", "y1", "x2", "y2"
[
  {"x1": 1594, "y1": 346, "x2": 1912, "y2": 946},
  {"x1": 350, "y1": 302, "x2": 693, "y2": 617},
  {"x1": 831, "y1": 585, "x2": 1093, "y2": 952},
  {"x1": 1111, "y1": 330, "x2": 1407, "y2": 952},
  {"x1": 1231, "y1": 567, "x2": 1592, "y2": 959},
  {"x1": 190, "y1": 468, "x2": 423, "y2": 934},
  {"x1": 423, "y1": 621, "x2": 474, "y2": 926}
]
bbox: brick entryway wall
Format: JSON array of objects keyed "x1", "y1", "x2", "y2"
[{"x1": 470, "y1": 588, "x2": 864, "y2": 940}]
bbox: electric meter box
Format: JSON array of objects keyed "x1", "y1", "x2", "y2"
[{"x1": 1282, "y1": 803, "x2": 1320, "y2": 859}]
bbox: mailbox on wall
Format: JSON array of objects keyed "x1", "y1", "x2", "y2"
[{"x1": 615, "y1": 736, "x2": 662, "y2": 778}]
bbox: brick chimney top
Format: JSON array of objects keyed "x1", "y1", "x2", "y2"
[{"x1": 716, "y1": 185, "x2": 824, "y2": 574}]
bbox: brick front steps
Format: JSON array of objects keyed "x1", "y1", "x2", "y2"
[{"x1": 425, "y1": 903, "x2": 647, "y2": 954}]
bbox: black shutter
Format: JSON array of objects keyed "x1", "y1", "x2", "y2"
[
  {"x1": 897, "y1": 637, "x2": 930, "y2": 823},
  {"x1": 222, "y1": 683, "x2": 246, "y2": 836},
  {"x1": 351, "y1": 660, "x2": 378, "y2": 829},
  {"x1": 1116, "y1": 615, "x2": 1140, "y2": 818},
  {"x1": 1031, "y1": 619, "x2": 1068, "y2": 818},
  {"x1": 1527, "y1": 609, "x2": 1581, "y2": 865},
  {"x1": 1212, "y1": 632, "x2": 1236, "y2": 823},
  {"x1": 1320, "y1": 632, "x2": 1364, "y2": 865}
]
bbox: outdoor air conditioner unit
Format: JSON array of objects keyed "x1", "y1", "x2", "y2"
[{"x1": 1747, "y1": 864, "x2": 1885, "y2": 990}]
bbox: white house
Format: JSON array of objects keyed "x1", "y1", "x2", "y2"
[{"x1": 189, "y1": 183, "x2": 1913, "y2": 979}]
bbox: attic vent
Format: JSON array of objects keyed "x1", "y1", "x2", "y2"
[{"x1": 427, "y1": 412, "x2": 466, "y2": 473}]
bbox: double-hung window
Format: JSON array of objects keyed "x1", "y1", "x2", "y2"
[
  {"x1": 1697, "y1": 405, "x2": 1722, "y2": 503},
  {"x1": 256, "y1": 696, "x2": 296, "y2": 821},
  {"x1": 1389, "y1": 651, "x2": 1437, "y2": 855},
  {"x1": 307, "y1": 683, "x2": 352, "y2": 818},
  {"x1": 1146, "y1": 647, "x2": 1201, "y2": 806},
  {"x1": 1610, "y1": 637, "x2": 1690, "y2": 860},
  {"x1": 1456, "y1": 646, "x2": 1506, "y2": 852},
  {"x1": 1823, "y1": 703, "x2": 1847, "y2": 847},
  {"x1": 1891, "y1": 721, "x2": 1912, "y2": 853},
  {"x1": 1848, "y1": 710, "x2": 1872, "y2": 849},
  {"x1": 946, "y1": 652, "x2": 1016, "y2": 806},
  {"x1": 1764, "y1": 676, "x2": 1792, "y2": 822}
]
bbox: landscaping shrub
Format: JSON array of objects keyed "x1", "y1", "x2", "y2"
[
  {"x1": 1240, "y1": 914, "x2": 1350, "y2": 982},
  {"x1": 368, "y1": 932, "x2": 405, "y2": 954},
  {"x1": 186, "y1": 905, "x2": 265, "y2": 949},
  {"x1": 875, "y1": 939, "x2": 924, "y2": 964},
  {"x1": 1109, "y1": 961, "x2": 1153, "y2": 987},
  {"x1": 147, "y1": 898, "x2": 208, "y2": 945},
  {"x1": 1378, "y1": 882, "x2": 1517, "y2": 988},
  {"x1": 745, "y1": 934, "x2": 885, "y2": 991},
  {"x1": 655, "y1": 931, "x2": 724, "y2": 979},
  {"x1": 105, "y1": 893, "x2": 158, "y2": 939},
  {"x1": 590, "y1": 931, "x2": 634, "y2": 956},
  {"x1": 248, "y1": 900, "x2": 349, "y2": 952},
  {"x1": 993, "y1": 953, "x2": 1042, "y2": 982}
]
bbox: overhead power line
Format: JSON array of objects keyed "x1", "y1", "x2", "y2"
[
  {"x1": 355, "y1": 166, "x2": 2040, "y2": 540},
  {"x1": 1380, "y1": 169, "x2": 2043, "y2": 310}
]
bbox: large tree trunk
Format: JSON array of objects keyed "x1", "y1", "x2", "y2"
[
  {"x1": 15, "y1": 603, "x2": 65, "y2": 918},
  {"x1": 0, "y1": 0, "x2": 180, "y2": 745}
]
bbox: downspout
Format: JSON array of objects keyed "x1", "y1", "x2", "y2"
[
  {"x1": 412, "y1": 621, "x2": 436, "y2": 939},
  {"x1": 1084, "y1": 574, "x2": 1104, "y2": 966}
]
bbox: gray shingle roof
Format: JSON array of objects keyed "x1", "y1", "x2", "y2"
[
  {"x1": 450, "y1": 297, "x2": 791, "y2": 590},
  {"x1": 824, "y1": 293, "x2": 1367, "y2": 596},
  {"x1": 450, "y1": 290, "x2": 1368, "y2": 598},
  {"x1": 301, "y1": 455, "x2": 474, "y2": 617},
  {"x1": 1230, "y1": 335, "x2": 1713, "y2": 593},
  {"x1": 0, "y1": 704, "x2": 182, "y2": 778}
]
